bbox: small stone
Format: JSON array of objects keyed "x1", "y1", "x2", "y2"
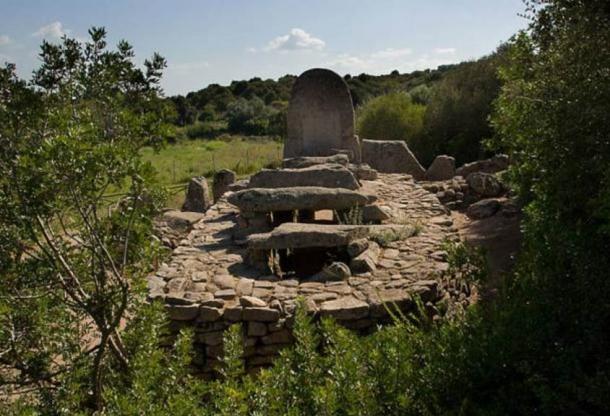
[
  {"x1": 182, "y1": 176, "x2": 211, "y2": 213},
  {"x1": 212, "y1": 169, "x2": 236, "y2": 202},
  {"x1": 215, "y1": 289, "x2": 236, "y2": 300},
  {"x1": 247, "y1": 321, "x2": 268, "y2": 337},
  {"x1": 467, "y1": 172, "x2": 503, "y2": 197},
  {"x1": 196, "y1": 330, "x2": 224, "y2": 346},
  {"x1": 166, "y1": 304, "x2": 199, "y2": 321},
  {"x1": 261, "y1": 329, "x2": 293, "y2": 345},
  {"x1": 224, "y1": 306, "x2": 243, "y2": 321},
  {"x1": 467, "y1": 198, "x2": 501, "y2": 219},
  {"x1": 362, "y1": 205, "x2": 390, "y2": 223},
  {"x1": 319, "y1": 296, "x2": 369, "y2": 320},
  {"x1": 236, "y1": 279, "x2": 254, "y2": 296},
  {"x1": 425, "y1": 155, "x2": 456, "y2": 181},
  {"x1": 202, "y1": 298, "x2": 225, "y2": 308},
  {"x1": 166, "y1": 277, "x2": 189, "y2": 293},
  {"x1": 240, "y1": 296, "x2": 268, "y2": 307},
  {"x1": 199, "y1": 306, "x2": 223, "y2": 322},
  {"x1": 242, "y1": 307, "x2": 280, "y2": 322},
  {"x1": 213, "y1": 274, "x2": 237, "y2": 289},
  {"x1": 347, "y1": 239, "x2": 369, "y2": 257}
]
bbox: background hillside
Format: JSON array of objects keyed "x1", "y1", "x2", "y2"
[{"x1": 167, "y1": 50, "x2": 505, "y2": 167}]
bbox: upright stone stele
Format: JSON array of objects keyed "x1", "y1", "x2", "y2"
[
  {"x1": 284, "y1": 68, "x2": 360, "y2": 161},
  {"x1": 213, "y1": 169, "x2": 236, "y2": 202},
  {"x1": 182, "y1": 176, "x2": 211, "y2": 213}
]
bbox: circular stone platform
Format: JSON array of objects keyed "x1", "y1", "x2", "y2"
[{"x1": 148, "y1": 173, "x2": 471, "y2": 374}]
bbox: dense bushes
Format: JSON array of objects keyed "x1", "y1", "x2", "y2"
[
  {"x1": 412, "y1": 53, "x2": 504, "y2": 166},
  {"x1": 356, "y1": 92, "x2": 425, "y2": 143}
]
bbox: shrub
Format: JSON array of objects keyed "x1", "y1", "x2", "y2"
[
  {"x1": 414, "y1": 53, "x2": 504, "y2": 166},
  {"x1": 356, "y1": 92, "x2": 425, "y2": 144}
]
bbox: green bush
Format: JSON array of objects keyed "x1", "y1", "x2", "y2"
[
  {"x1": 413, "y1": 53, "x2": 504, "y2": 166},
  {"x1": 184, "y1": 120, "x2": 227, "y2": 139},
  {"x1": 356, "y1": 92, "x2": 425, "y2": 144}
]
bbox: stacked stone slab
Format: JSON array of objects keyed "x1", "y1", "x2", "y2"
[{"x1": 227, "y1": 159, "x2": 390, "y2": 276}]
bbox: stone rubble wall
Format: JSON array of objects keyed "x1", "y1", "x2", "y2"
[{"x1": 149, "y1": 173, "x2": 473, "y2": 377}]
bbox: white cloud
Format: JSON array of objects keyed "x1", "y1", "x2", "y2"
[
  {"x1": 325, "y1": 53, "x2": 370, "y2": 71},
  {"x1": 324, "y1": 47, "x2": 460, "y2": 76},
  {"x1": 371, "y1": 47, "x2": 412, "y2": 59},
  {"x1": 264, "y1": 28, "x2": 325, "y2": 52},
  {"x1": 0, "y1": 35, "x2": 11, "y2": 46},
  {"x1": 33, "y1": 21, "x2": 70, "y2": 39},
  {"x1": 434, "y1": 47, "x2": 456, "y2": 55},
  {"x1": 246, "y1": 47, "x2": 257, "y2": 53}
]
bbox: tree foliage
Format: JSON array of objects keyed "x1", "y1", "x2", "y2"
[
  {"x1": 356, "y1": 92, "x2": 425, "y2": 144},
  {"x1": 0, "y1": 27, "x2": 173, "y2": 411},
  {"x1": 413, "y1": 52, "x2": 505, "y2": 166}
]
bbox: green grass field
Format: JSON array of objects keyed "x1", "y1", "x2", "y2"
[{"x1": 142, "y1": 137, "x2": 283, "y2": 207}]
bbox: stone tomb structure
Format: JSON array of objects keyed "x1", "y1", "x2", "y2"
[
  {"x1": 284, "y1": 68, "x2": 361, "y2": 161},
  {"x1": 150, "y1": 161, "x2": 471, "y2": 375},
  {"x1": 149, "y1": 69, "x2": 475, "y2": 376}
]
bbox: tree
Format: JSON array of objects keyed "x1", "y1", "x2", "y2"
[
  {"x1": 171, "y1": 95, "x2": 197, "y2": 126},
  {"x1": 226, "y1": 96, "x2": 277, "y2": 135},
  {"x1": 415, "y1": 53, "x2": 504, "y2": 166},
  {"x1": 0, "y1": 28, "x2": 171, "y2": 411},
  {"x1": 356, "y1": 92, "x2": 425, "y2": 144}
]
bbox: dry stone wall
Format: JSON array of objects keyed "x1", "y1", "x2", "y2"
[{"x1": 149, "y1": 173, "x2": 474, "y2": 376}]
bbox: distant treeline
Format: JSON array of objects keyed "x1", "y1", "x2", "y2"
[{"x1": 168, "y1": 49, "x2": 506, "y2": 166}]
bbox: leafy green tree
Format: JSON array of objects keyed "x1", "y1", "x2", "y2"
[
  {"x1": 356, "y1": 92, "x2": 425, "y2": 144},
  {"x1": 0, "y1": 27, "x2": 178, "y2": 412},
  {"x1": 171, "y1": 95, "x2": 197, "y2": 126},
  {"x1": 415, "y1": 53, "x2": 504, "y2": 166},
  {"x1": 226, "y1": 96, "x2": 278, "y2": 135}
]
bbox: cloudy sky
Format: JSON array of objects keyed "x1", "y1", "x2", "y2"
[{"x1": 0, "y1": 0, "x2": 527, "y2": 96}]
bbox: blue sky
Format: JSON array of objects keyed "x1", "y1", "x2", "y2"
[{"x1": 0, "y1": 0, "x2": 527, "y2": 96}]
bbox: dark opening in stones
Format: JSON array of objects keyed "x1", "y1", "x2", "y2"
[
  {"x1": 274, "y1": 246, "x2": 351, "y2": 279},
  {"x1": 270, "y1": 209, "x2": 339, "y2": 226}
]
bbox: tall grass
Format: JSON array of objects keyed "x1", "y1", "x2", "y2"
[{"x1": 141, "y1": 136, "x2": 283, "y2": 207}]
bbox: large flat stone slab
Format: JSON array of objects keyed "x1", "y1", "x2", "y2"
[
  {"x1": 247, "y1": 223, "x2": 370, "y2": 250},
  {"x1": 248, "y1": 165, "x2": 360, "y2": 190},
  {"x1": 282, "y1": 154, "x2": 349, "y2": 169},
  {"x1": 228, "y1": 186, "x2": 373, "y2": 213},
  {"x1": 361, "y1": 139, "x2": 425, "y2": 179}
]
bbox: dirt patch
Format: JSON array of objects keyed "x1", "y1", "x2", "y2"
[{"x1": 451, "y1": 208, "x2": 522, "y2": 295}]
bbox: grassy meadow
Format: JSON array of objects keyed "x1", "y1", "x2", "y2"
[{"x1": 142, "y1": 136, "x2": 283, "y2": 207}]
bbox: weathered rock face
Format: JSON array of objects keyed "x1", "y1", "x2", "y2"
[
  {"x1": 310, "y1": 262, "x2": 351, "y2": 282},
  {"x1": 182, "y1": 176, "x2": 211, "y2": 213},
  {"x1": 426, "y1": 155, "x2": 456, "y2": 181},
  {"x1": 248, "y1": 165, "x2": 360, "y2": 190},
  {"x1": 467, "y1": 172, "x2": 503, "y2": 197},
  {"x1": 349, "y1": 241, "x2": 380, "y2": 273},
  {"x1": 247, "y1": 223, "x2": 370, "y2": 250},
  {"x1": 361, "y1": 139, "x2": 425, "y2": 179},
  {"x1": 282, "y1": 154, "x2": 349, "y2": 169},
  {"x1": 228, "y1": 187, "x2": 372, "y2": 213},
  {"x1": 213, "y1": 169, "x2": 236, "y2": 202},
  {"x1": 285, "y1": 68, "x2": 360, "y2": 161},
  {"x1": 349, "y1": 163, "x2": 378, "y2": 181},
  {"x1": 456, "y1": 154, "x2": 509, "y2": 178},
  {"x1": 466, "y1": 198, "x2": 501, "y2": 219},
  {"x1": 361, "y1": 205, "x2": 390, "y2": 223}
]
